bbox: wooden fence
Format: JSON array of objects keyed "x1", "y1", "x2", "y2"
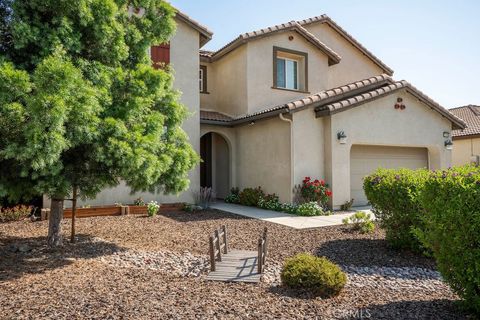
[{"x1": 209, "y1": 225, "x2": 228, "y2": 272}]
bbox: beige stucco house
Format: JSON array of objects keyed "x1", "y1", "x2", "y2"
[
  {"x1": 80, "y1": 10, "x2": 465, "y2": 209},
  {"x1": 450, "y1": 105, "x2": 480, "y2": 166}
]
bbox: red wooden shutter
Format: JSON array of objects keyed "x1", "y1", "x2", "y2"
[{"x1": 151, "y1": 43, "x2": 170, "y2": 69}]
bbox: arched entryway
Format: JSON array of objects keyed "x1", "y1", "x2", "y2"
[{"x1": 200, "y1": 132, "x2": 230, "y2": 199}]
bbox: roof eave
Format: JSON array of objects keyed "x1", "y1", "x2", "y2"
[{"x1": 174, "y1": 11, "x2": 213, "y2": 47}]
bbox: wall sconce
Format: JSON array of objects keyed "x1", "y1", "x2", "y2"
[
  {"x1": 249, "y1": 121, "x2": 256, "y2": 126},
  {"x1": 443, "y1": 131, "x2": 450, "y2": 138},
  {"x1": 444, "y1": 139, "x2": 453, "y2": 150},
  {"x1": 337, "y1": 131, "x2": 347, "y2": 144}
]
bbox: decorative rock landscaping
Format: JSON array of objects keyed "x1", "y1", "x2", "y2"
[
  {"x1": 0, "y1": 210, "x2": 467, "y2": 319},
  {"x1": 100, "y1": 249, "x2": 209, "y2": 277}
]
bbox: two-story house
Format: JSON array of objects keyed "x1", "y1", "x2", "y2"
[
  {"x1": 83, "y1": 10, "x2": 465, "y2": 209},
  {"x1": 197, "y1": 15, "x2": 465, "y2": 207}
]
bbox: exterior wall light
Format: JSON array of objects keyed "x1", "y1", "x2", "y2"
[
  {"x1": 337, "y1": 131, "x2": 347, "y2": 144},
  {"x1": 444, "y1": 139, "x2": 453, "y2": 150},
  {"x1": 443, "y1": 131, "x2": 450, "y2": 138}
]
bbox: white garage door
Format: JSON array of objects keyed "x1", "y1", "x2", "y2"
[{"x1": 350, "y1": 145, "x2": 428, "y2": 206}]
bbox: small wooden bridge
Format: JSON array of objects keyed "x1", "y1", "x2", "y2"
[{"x1": 206, "y1": 226, "x2": 268, "y2": 283}]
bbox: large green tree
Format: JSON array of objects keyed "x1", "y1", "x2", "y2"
[{"x1": 0, "y1": 0, "x2": 199, "y2": 246}]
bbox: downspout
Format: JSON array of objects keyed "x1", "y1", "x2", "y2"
[{"x1": 279, "y1": 113, "x2": 294, "y2": 202}]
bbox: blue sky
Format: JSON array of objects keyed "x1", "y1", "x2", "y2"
[{"x1": 170, "y1": 0, "x2": 479, "y2": 109}]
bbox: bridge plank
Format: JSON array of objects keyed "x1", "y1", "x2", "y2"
[{"x1": 206, "y1": 250, "x2": 262, "y2": 283}]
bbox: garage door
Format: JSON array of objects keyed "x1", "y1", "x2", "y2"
[{"x1": 350, "y1": 145, "x2": 428, "y2": 206}]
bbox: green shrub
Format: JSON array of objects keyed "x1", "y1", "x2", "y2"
[
  {"x1": 342, "y1": 211, "x2": 375, "y2": 234},
  {"x1": 133, "y1": 197, "x2": 145, "y2": 206},
  {"x1": 147, "y1": 201, "x2": 160, "y2": 217},
  {"x1": 418, "y1": 166, "x2": 480, "y2": 314},
  {"x1": 224, "y1": 187, "x2": 240, "y2": 204},
  {"x1": 258, "y1": 193, "x2": 281, "y2": 211},
  {"x1": 280, "y1": 203, "x2": 298, "y2": 214},
  {"x1": 281, "y1": 253, "x2": 347, "y2": 297},
  {"x1": 363, "y1": 168, "x2": 429, "y2": 252},
  {"x1": 296, "y1": 202, "x2": 330, "y2": 216},
  {"x1": 239, "y1": 187, "x2": 265, "y2": 206},
  {"x1": 0, "y1": 205, "x2": 32, "y2": 223}
]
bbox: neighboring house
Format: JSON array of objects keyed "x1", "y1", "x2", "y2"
[
  {"x1": 78, "y1": 11, "x2": 465, "y2": 209},
  {"x1": 450, "y1": 105, "x2": 480, "y2": 166}
]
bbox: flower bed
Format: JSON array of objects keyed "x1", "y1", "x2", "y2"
[{"x1": 225, "y1": 177, "x2": 332, "y2": 216}]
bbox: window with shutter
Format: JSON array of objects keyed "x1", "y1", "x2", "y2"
[{"x1": 150, "y1": 43, "x2": 170, "y2": 69}]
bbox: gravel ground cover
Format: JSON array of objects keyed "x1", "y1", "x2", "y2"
[{"x1": 0, "y1": 210, "x2": 468, "y2": 319}]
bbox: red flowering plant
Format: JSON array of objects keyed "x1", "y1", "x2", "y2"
[{"x1": 300, "y1": 177, "x2": 332, "y2": 207}]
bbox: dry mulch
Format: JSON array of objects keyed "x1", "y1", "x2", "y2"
[{"x1": 0, "y1": 210, "x2": 468, "y2": 319}]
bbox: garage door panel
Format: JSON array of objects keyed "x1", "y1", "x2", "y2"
[{"x1": 350, "y1": 145, "x2": 428, "y2": 206}]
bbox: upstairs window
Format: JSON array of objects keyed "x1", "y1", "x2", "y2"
[
  {"x1": 276, "y1": 58, "x2": 298, "y2": 90},
  {"x1": 273, "y1": 46, "x2": 308, "y2": 92},
  {"x1": 199, "y1": 65, "x2": 208, "y2": 93},
  {"x1": 150, "y1": 43, "x2": 170, "y2": 69}
]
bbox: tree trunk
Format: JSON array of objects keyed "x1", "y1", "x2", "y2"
[
  {"x1": 71, "y1": 186, "x2": 78, "y2": 243},
  {"x1": 47, "y1": 198, "x2": 64, "y2": 247}
]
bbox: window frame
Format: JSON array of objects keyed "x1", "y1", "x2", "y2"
[
  {"x1": 200, "y1": 65, "x2": 208, "y2": 94},
  {"x1": 272, "y1": 46, "x2": 308, "y2": 93}
]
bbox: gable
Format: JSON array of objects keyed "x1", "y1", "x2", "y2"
[
  {"x1": 300, "y1": 16, "x2": 393, "y2": 76},
  {"x1": 315, "y1": 81, "x2": 466, "y2": 130}
]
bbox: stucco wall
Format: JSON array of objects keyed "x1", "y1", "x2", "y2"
[
  {"x1": 245, "y1": 32, "x2": 330, "y2": 114},
  {"x1": 77, "y1": 19, "x2": 201, "y2": 207},
  {"x1": 292, "y1": 110, "x2": 326, "y2": 189},
  {"x1": 304, "y1": 23, "x2": 386, "y2": 88},
  {"x1": 452, "y1": 137, "x2": 480, "y2": 166},
  {"x1": 324, "y1": 89, "x2": 452, "y2": 208},
  {"x1": 236, "y1": 117, "x2": 292, "y2": 202},
  {"x1": 205, "y1": 46, "x2": 248, "y2": 117}
]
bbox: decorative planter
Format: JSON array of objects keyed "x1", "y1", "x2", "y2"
[
  {"x1": 63, "y1": 205, "x2": 122, "y2": 218},
  {"x1": 58, "y1": 203, "x2": 184, "y2": 219}
]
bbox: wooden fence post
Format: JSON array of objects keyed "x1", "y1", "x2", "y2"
[
  {"x1": 209, "y1": 236, "x2": 216, "y2": 271},
  {"x1": 215, "y1": 229, "x2": 222, "y2": 261},
  {"x1": 263, "y1": 227, "x2": 268, "y2": 265},
  {"x1": 257, "y1": 238, "x2": 263, "y2": 273},
  {"x1": 222, "y1": 225, "x2": 228, "y2": 254}
]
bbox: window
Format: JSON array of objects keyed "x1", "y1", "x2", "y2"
[
  {"x1": 273, "y1": 46, "x2": 308, "y2": 92},
  {"x1": 199, "y1": 65, "x2": 208, "y2": 93},
  {"x1": 150, "y1": 43, "x2": 170, "y2": 69},
  {"x1": 276, "y1": 58, "x2": 298, "y2": 90}
]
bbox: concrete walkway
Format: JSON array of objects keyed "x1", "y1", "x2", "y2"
[{"x1": 210, "y1": 202, "x2": 373, "y2": 229}]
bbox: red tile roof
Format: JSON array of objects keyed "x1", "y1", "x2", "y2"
[
  {"x1": 315, "y1": 81, "x2": 466, "y2": 130},
  {"x1": 205, "y1": 21, "x2": 341, "y2": 65},
  {"x1": 450, "y1": 105, "x2": 480, "y2": 138},
  {"x1": 199, "y1": 14, "x2": 393, "y2": 75},
  {"x1": 200, "y1": 110, "x2": 233, "y2": 122},
  {"x1": 200, "y1": 75, "x2": 466, "y2": 130},
  {"x1": 175, "y1": 10, "x2": 213, "y2": 47}
]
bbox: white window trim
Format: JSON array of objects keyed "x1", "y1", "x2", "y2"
[
  {"x1": 277, "y1": 57, "x2": 299, "y2": 90},
  {"x1": 199, "y1": 68, "x2": 204, "y2": 92}
]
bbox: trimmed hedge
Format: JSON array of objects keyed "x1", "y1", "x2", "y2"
[
  {"x1": 418, "y1": 166, "x2": 480, "y2": 314},
  {"x1": 281, "y1": 253, "x2": 346, "y2": 298},
  {"x1": 363, "y1": 168, "x2": 429, "y2": 252}
]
